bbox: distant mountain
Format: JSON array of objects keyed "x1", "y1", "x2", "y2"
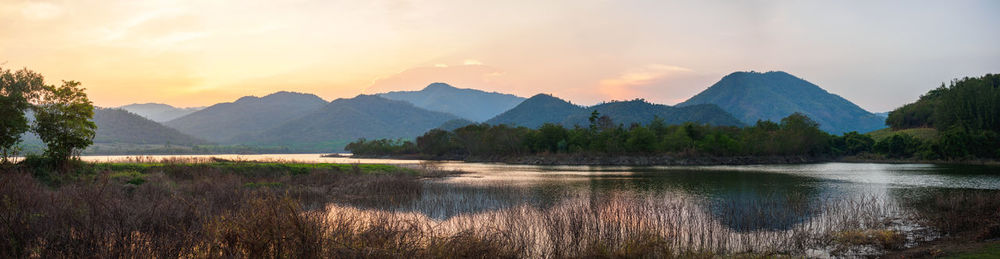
[
  {"x1": 251, "y1": 95, "x2": 461, "y2": 149},
  {"x1": 378, "y1": 83, "x2": 525, "y2": 122},
  {"x1": 119, "y1": 103, "x2": 203, "y2": 122},
  {"x1": 874, "y1": 112, "x2": 889, "y2": 118},
  {"x1": 561, "y1": 100, "x2": 743, "y2": 127},
  {"x1": 92, "y1": 108, "x2": 208, "y2": 145},
  {"x1": 678, "y1": 71, "x2": 886, "y2": 134},
  {"x1": 485, "y1": 94, "x2": 584, "y2": 128},
  {"x1": 486, "y1": 94, "x2": 742, "y2": 129},
  {"x1": 165, "y1": 91, "x2": 328, "y2": 143}
]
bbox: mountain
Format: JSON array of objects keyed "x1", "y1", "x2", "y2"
[
  {"x1": 92, "y1": 108, "x2": 208, "y2": 145},
  {"x1": 251, "y1": 95, "x2": 461, "y2": 149},
  {"x1": 678, "y1": 71, "x2": 886, "y2": 134},
  {"x1": 485, "y1": 94, "x2": 585, "y2": 128},
  {"x1": 561, "y1": 100, "x2": 743, "y2": 127},
  {"x1": 165, "y1": 91, "x2": 328, "y2": 143},
  {"x1": 378, "y1": 83, "x2": 525, "y2": 122},
  {"x1": 486, "y1": 94, "x2": 742, "y2": 129},
  {"x1": 119, "y1": 103, "x2": 203, "y2": 122}
]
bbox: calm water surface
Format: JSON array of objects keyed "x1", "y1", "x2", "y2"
[{"x1": 79, "y1": 154, "x2": 1000, "y2": 218}]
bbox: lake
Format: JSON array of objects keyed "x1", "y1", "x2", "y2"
[{"x1": 78, "y1": 154, "x2": 1000, "y2": 256}]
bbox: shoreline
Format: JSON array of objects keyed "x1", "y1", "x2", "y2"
[{"x1": 344, "y1": 153, "x2": 1000, "y2": 166}]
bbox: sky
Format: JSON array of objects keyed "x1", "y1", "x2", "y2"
[{"x1": 1, "y1": 0, "x2": 998, "y2": 112}]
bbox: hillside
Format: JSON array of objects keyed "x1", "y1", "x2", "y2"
[
  {"x1": 561, "y1": 99, "x2": 743, "y2": 127},
  {"x1": 164, "y1": 91, "x2": 328, "y2": 143},
  {"x1": 378, "y1": 83, "x2": 525, "y2": 122},
  {"x1": 92, "y1": 108, "x2": 208, "y2": 145},
  {"x1": 119, "y1": 103, "x2": 203, "y2": 122},
  {"x1": 485, "y1": 94, "x2": 585, "y2": 128},
  {"x1": 486, "y1": 94, "x2": 742, "y2": 129},
  {"x1": 678, "y1": 71, "x2": 886, "y2": 134},
  {"x1": 250, "y1": 95, "x2": 461, "y2": 150}
]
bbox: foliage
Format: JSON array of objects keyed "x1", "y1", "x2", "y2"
[
  {"x1": 344, "y1": 138, "x2": 417, "y2": 156},
  {"x1": 32, "y1": 81, "x2": 97, "y2": 162},
  {"x1": 0, "y1": 67, "x2": 45, "y2": 162},
  {"x1": 352, "y1": 113, "x2": 837, "y2": 158},
  {"x1": 881, "y1": 73, "x2": 1000, "y2": 160},
  {"x1": 887, "y1": 74, "x2": 1000, "y2": 132}
]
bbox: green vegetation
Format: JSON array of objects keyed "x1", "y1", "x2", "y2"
[
  {"x1": 876, "y1": 74, "x2": 1000, "y2": 160},
  {"x1": 866, "y1": 127, "x2": 938, "y2": 142},
  {"x1": 1, "y1": 67, "x2": 96, "y2": 164},
  {"x1": 944, "y1": 243, "x2": 1000, "y2": 259},
  {"x1": 0, "y1": 67, "x2": 45, "y2": 162},
  {"x1": 350, "y1": 112, "x2": 851, "y2": 158}
]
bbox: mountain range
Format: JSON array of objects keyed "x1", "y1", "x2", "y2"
[
  {"x1": 486, "y1": 94, "x2": 743, "y2": 128},
  {"x1": 378, "y1": 83, "x2": 525, "y2": 122},
  {"x1": 119, "y1": 103, "x2": 203, "y2": 122},
  {"x1": 164, "y1": 91, "x2": 328, "y2": 143},
  {"x1": 678, "y1": 71, "x2": 886, "y2": 134},
  {"x1": 248, "y1": 95, "x2": 461, "y2": 150},
  {"x1": 92, "y1": 108, "x2": 208, "y2": 146},
  {"x1": 24, "y1": 70, "x2": 887, "y2": 153}
]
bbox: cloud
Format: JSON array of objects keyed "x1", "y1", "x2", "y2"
[{"x1": 597, "y1": 65, "x2": 695, "y2": 101}]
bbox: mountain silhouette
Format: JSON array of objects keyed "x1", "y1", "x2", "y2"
[
  {"x1": 678, "y1": 71, "x2": 886, "y2": 134},
  {"x1": 379, "y1": 83, "x2": 525, "y2": 122},
  {"x1": 165, "y1": 91, "x2": 328, "y2": 143}
]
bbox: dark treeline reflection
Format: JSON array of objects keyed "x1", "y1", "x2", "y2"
[{"x1": 342, "y1": 167, "x2": 830, "y2": 231}]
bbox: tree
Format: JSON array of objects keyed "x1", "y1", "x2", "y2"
[
  {"x1": 0, "y1": 67, "x2": 46, "y2": 163},
  {"x1": 32, "y1": 81, "x2": 96, "y2": 162}
]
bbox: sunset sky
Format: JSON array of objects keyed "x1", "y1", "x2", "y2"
[{"x1": 2, "y1": 0, "x2": 998, "y2": 112}]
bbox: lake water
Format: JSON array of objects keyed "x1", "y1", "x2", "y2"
[{"x1": 78, "y1": 153, "x2": 1000, "y2": 255}]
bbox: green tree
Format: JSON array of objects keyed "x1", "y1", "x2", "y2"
[
  {"x1": 32, "y1": 81, "x2": 96, "y2": 162},
  {"x1": 0, "y1": 67, "x2": 46, "y2": 163}
]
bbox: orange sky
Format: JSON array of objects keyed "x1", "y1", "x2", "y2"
[{"x1": 2, "y1": 0, "x2": 998, "y2": 111}]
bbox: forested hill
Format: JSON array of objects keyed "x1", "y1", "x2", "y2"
[
  {"x1": 164, "y1": 91, "x2": 328, "y2": 143},
  {"x1": 886, "y1": 73, "x2": 1000, "y2": 132},
  {"x1": 560, "y1": 100, "x2": 743, "y2": 127},
  {"x1": 119, "y1": 103, "x2": 203, "y2": 122},
  {"x1": 92, "y1": 108, "x2": 208, "y2": 145},
  {"x1": 248, "y1": 95, "x2": 461, "y2": 150},
  {"x1": 378, "y1": 83, "x2": 525, "y2": 122},
  {"x1": 678, "y1": 71, "x2": 885, "y2": 134},
  {"x1": 485, "y1": 94, "x2": 742, "y2": 128},
  {"x1": 485, "y1": 94, "x2": 584, "y2": 128}
]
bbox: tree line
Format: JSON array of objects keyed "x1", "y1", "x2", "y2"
[
  {"x1": 1, "y1": 67, "x2": 96, "y2": 164},
  {"x1": 347, "y1": 112, "x2": 873, "y2": 159},
  {"x1": 882, "y1": 73, "x2": 1000, "y2": 159}
]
